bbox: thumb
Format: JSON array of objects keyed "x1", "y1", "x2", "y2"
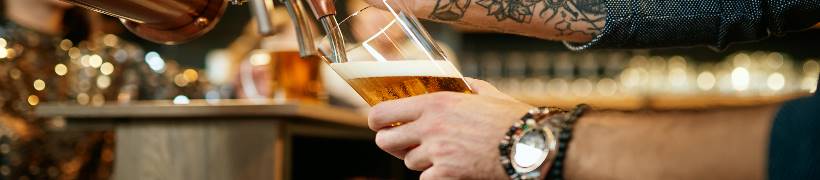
[{"x1": 464, "y1": 77, "x2": 517, "y2": 101}]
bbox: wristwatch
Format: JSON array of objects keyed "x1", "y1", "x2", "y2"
[{"x1": 499, "y1": 107, "x2": 567, "y2": 180}]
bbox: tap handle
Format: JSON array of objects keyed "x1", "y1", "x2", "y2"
[
  {"x1": 250, "y1": 0, "x2": 277, "y2": 35},
  {"x1": 307, "y1": 0, "x2": 336, "y2": 18}
]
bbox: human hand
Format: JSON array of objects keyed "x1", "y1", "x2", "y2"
[{"x1": 368, "y1": 78, "x2": 534, "y2": 179}]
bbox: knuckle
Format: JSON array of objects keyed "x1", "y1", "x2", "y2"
[
  {"x1": 374, "y1": 132, "x2": 392, "y2": 151},
  {"x1": 431, "y1": 141, "x2": 458, "y2": 158},
  {"x1": 404, "y1": 158, "x2": 425, "y2": 171}
]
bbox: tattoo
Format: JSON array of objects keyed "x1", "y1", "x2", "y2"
[
  {"x1": 475, "y1": 0, "x2": 541, "y2": 23},
  {"x1": 541, "y1": 0, "x2": 606, "y2": 37},
  {"x1": 429, "y1": 0, "x2": 607, "y2": 38},
  {"x1": 430, "y1": 0, "x2": 473, "y2": 21}
]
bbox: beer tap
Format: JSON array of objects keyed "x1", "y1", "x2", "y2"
[
  {"x1": 60, "y1": 0, "x2": 348, "y2": 63},
  {"x1": 248, "y1": 0, "x2": 347, "y2": 62}
]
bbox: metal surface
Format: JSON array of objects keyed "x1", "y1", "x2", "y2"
[
  {"x1": 319, "y1": 16, "x2": 347, "y2": 63},
  {"x1": 61, "y1": 0, "x2": 228, "y2": 45},
  {"x1": 282, "y1": 0, "x2": 321, "y2": 57},
  {"x1": 250, "y1": 0, "x2": 277, "y2": 36}
]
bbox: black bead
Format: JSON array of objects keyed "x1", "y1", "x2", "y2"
[
  {"x1": 501, "y1": 149, "x2": 509, "y2": 156},
  {"x1": 499, "y1": 144, "x2": 508, "y2": 151},
  {"x1": 553, "y1": 160, "x2": 562, "y2": 167},
  {"x1": 558, "y1": 142, "x2": 567, "y2": 150},
  {"x1": 521, "y1": 113, "x2": 533, "y2": 120},
  {"x1": 556, "y1": 152, "x2": 565, "y2": 159},
  {"x1": 559, "y1": 132, "x2": 571, "y2": 140}
]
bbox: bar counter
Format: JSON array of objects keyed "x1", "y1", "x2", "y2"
[{"x1": 34, "y1": 100, "x2": 389, "y2": 180}]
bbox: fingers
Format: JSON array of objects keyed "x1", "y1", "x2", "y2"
[
  {"x1": 374, "y1": 124, "x2": 422, "y2": 159},
  {"x1": 403, "y1": 143, "x2": 433, "y2": 171},
  {"x1": 420, "y1": 166, "x2": 458, "y2": 180},
  {"x1": 464, "y1": 77, "x2": 517, "y2": 101},
  {"x1": 368, "y1": 94, "x2": 435, "y2": 131}
]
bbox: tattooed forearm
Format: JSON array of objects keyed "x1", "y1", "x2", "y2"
[
  {"x1": 476, "y1": 0, "x2": 541, "y2": 23},
  {"x1": 427, "y1": 0, "x2": 607, "y2": 39},
  {"x1": 541, "y1": 0, "x2": 607, "y2": 37},
  {"x1": 430, "y1": 0, "x2": 473, "y2": 21}
]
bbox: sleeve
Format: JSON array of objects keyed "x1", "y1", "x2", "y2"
[
  {"x1": 567, "y1": 0, "x2": 820, "y2": 50},
  {"x1": 768, "y1": 74, "x2": 820, "y2": 179}
]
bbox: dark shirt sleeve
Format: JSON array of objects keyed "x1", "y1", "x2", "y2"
[
  {"x1": 569, "y1": 0, "x2": 820, "y2": 50},
  {"x1": 768, "y1": 75, "x2": 820, "y2": 179}
]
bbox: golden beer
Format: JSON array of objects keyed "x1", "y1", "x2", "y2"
[{"x1": 330, "y1": 60, "x2": 472, "y2": 106}]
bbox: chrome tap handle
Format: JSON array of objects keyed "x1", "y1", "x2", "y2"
[
  {"x1": 282, "y1": 0, "x2": 320, "y2": 57},
  {"x1": 250, "y1": 0, "x2": 277, "y2": 35}
]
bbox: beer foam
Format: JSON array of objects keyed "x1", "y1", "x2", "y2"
[{"x1": 329, "y1": 60, "x2": 463, "y2": 79}]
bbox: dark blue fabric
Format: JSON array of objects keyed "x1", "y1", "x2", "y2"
[
  {"x1": 570, "y1": 0, "x2": 820, "y2": 50},
  {"x1": 769, "y1": 74, "x2": 820, "y2": 180}
]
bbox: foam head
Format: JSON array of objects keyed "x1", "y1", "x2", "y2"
[{"x1": 329, "y1": 60, "x2": 463, "y2": 80}]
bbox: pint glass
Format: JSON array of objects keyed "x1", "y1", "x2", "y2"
[{"x1": 321, "y1": 1, "x2": 472, "y2": 106}]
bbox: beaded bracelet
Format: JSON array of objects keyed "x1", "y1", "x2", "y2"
[{"x1": 546, "y1": 104, "x2": 591, "y2": 180}]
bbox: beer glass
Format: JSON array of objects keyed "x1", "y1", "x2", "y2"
[{"x1": 319, "y1": 0, "x2": 472, "y2": 106}]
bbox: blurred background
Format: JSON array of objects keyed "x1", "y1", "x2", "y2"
[{"x1": 0, "y1": 0, "x2": 817, "y2": 179}]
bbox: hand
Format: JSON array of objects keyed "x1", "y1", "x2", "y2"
[{"x1": 368, "y1": 78, "x2": 534, "y2": 179}]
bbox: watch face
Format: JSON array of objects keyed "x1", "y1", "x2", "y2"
[{"x1": 512, "y1": 129, "x2": 550, "y2": 171}]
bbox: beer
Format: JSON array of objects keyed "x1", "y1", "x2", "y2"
[
  {"x1": 240, "y1": 51, "x2": 324, "y2": 103},
  {"x1": 270, "y1": 52, "x2": 324, "y2": 103},
  {"x1": 330, "y1": 60, "x2": 472, "y2": 106}
]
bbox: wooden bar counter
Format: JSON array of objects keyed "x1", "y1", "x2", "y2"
[{"x1": 34, "y1": 100, "x2": 392, "y2": 180}]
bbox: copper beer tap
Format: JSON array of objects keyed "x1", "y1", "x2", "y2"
[{"x1": 60, "y1": 0, "x2": 348, "y2": 62}]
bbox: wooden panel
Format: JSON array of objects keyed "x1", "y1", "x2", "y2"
[{"x1": 112, "y1": 119, "x2": 282, "y2": 180}]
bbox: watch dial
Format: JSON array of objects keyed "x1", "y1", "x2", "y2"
[{"x1": 513, "y1": 130, "x2": 547, "y2": 168}]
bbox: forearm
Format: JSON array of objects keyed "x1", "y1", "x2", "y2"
[
  {"x1": 368, "y1": 0, "x2": 606, "y2": 43},
  {"x1": 565, "y1": 104, "x2": 781, "y2": 179}
]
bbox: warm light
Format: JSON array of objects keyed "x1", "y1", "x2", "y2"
[
  {"x1": 804, "y1": 60, "x2": 819, "y2": 75},
  {"x1": 596, "y1": 78, "x2": 617, "y2": 96},
  {"x1": 77, "y1": 93, "x2": 90, "y2": 105},
  {"x1": 91, "y1": 93, "x2": 105, "y2": 106},
  {"x1": 620, "y1": 68, "x2": 647, "y2": 89},
  {"x1": 0, "y1": 38, "x2": 6, "y2": 48},
  {"x1": 173, "y1": 95, "x2": 191, "y2": 105},
  {"x1": 697, "y1": 72, "x2": 716, "y2": 91},
  {"x1": 33, "y1": 79, "x2": 46, "y2": 91},
  {"x1": 766, "y1": 52, "x2": 784, "y2": 69},
  {"x1": 668, "y1": 68, "x2": 688, "y2": 87},
  {"x1": 250, "y1": 52, "x2": 271, "y2": 66},
  {"x1": 571, "y1": 78, "x2": 593, "y2": 97},
  {"x1": 103, "y1": 34, "x2": 119, "y2": 47},
  {"x1": 97, "y1": 75, "x2": 111, "y2": 89},
  {"x1": 89, "y1": 54, "x2": 103, "y2": 68},
  {"x1": 767, "y1": 73, "x2": 786, "y2": 91},
  {"x1": 80, "y1": 55, "x2": 90, "y2": 67},
  {"x1": 68, "y1": 47, "x2": 81, "y2": 59},
  {"x1": 55, "y1": 64, "x2": 68, "y2": 76},
  {"x1": 668, "y1": 56, "x2": 687, "y2": 69},
  {"x1": 733, "y1": 53, "x2": 752, "y2": 67},
  {"x1": 731, "y1": 67, "x2": 750, "y2": 91},
  {"x1": 4, "y1": 48, "x2": 13, "y2": 59},
  {"x1": 100, "y1": 62, "x2": 114, "y2": 75},
  {"x1": 546, "y1": 79, "x2": 569, "y2": 96},
  {"x1": 9, "y1": 69, "x2": 21, "y2": 79},
  {"x1": 145, "y1": 51, "x2": 166, "y2": 72},
  {"x1": 0, "y1": 48, "x2": 7, "y2": 59},
  {"x1": 27, "y1": 95, "x2": 39, "y2": 106},
  {"x1": 801, "y1": 77, "x2": 818, "y2": 93},
  {"x1": 59, "y1": 39, "x2": 73, "y2": 51},
  {"x1": 183, "y1": 69, "x2": 199, "y2": 82},
  {"x1": 174, "y1": 74, "x2": 189, "y2": 87}
]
